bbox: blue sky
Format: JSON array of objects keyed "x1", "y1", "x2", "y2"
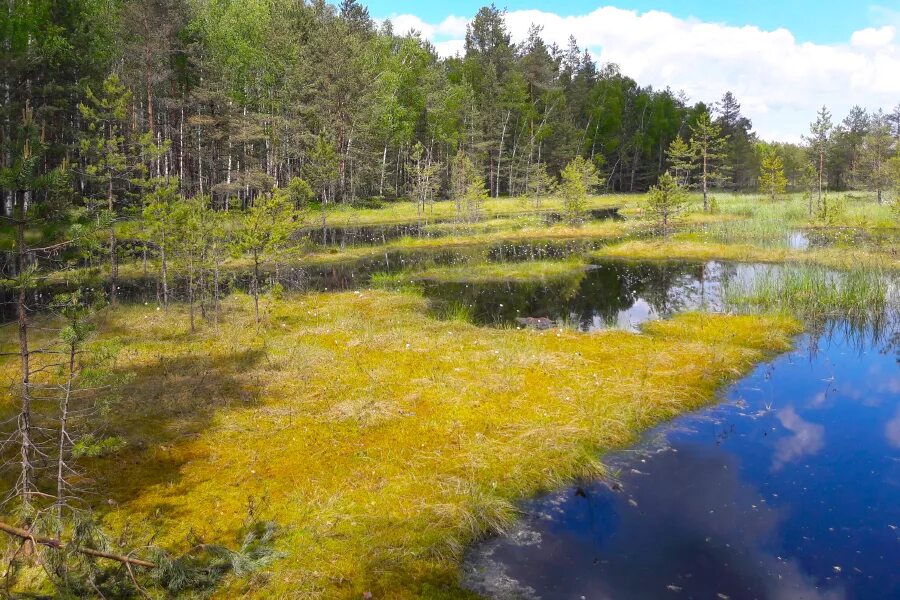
[
  {"x1": 362, "y1": 1, "x2": 900, "y2": 44},
  {"x1": 358, "y1": 2, "x2": 900, "y2": 140}
]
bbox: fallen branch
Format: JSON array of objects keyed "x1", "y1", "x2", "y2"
[{"x1": 0, "y1": 520, "x2": 156, "y2": 569}]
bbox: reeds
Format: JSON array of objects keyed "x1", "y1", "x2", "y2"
[{"x1": 723, "y1": 264, "x2": 897, "y2": 327}]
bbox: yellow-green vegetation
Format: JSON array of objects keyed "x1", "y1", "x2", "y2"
[
  {"x1": 372, "y1": 259, "x2": 588, "y2": 286},
  {"x1": 593, "y1": 239, "x2": 899, "y2": 271},
  {"x1": 2, "y1": 291, "x2": 800, "y2": 598},
  {"x1": 318, "y1": 194, "x2": 627, "y2": 226}
]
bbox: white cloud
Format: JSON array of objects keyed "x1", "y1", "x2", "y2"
[
  {"x1": 385, "y1": 6, "x2": 900, "y2": 142},
  {"x1": 384, "y1": 14, "x2": 468, "y2": 41},
  {"x1": 851, "y1": 25, "x2": 896, "y2": 47}
]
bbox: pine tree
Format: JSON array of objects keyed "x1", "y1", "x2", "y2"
[
  {"x1": 857, "y1": 111, "x2": 894, "y2": 204},
  {"x1": 804, "y1": 106, "x2": 833, "y2": 218},
  {"x1": 560, "y1": 156, "x2": 599, "y2": 224},
  {"x1": 689, "y1": 111, "x2": 728, "y2": 212},
  {"x1": 758, "y1": 146, "x2": 788, "y2": 201},
  {"x1": 78, "y1": 74, "x2": 147, "y2": 306},
  {"x1": 526, "y1": 161, "x2": 555, "y2": 209},
  {"x1": 463, "y1": 175, "x2": 490, "y2": 223},
  {"x1": 666, "y1": 136, "x2": 693, "y2": 187},
  {"x1": 646, "y1": 171, "x2": 688, "y2": 236},
  {"x1": 230, "y1": 193, "x2": 299, "y2": 323}
]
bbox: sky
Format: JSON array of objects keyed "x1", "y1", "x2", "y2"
[{"x1": 361, "y1": 1, "x2": 900, "y2": 142}]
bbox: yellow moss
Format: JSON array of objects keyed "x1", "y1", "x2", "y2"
[
  {"x1": 593, "y1": 239, "x2": 899, "y2": 271},
  {"x1": 0, "y1": 290, "x2": 803, "y2": 598}
]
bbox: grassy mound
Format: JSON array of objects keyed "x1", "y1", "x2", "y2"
[{"x1": 0, "y1": 291, "x2": 795, "y2": 597}]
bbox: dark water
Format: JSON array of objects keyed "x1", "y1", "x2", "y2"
[
  {"x1": 419, "y1": 260, "x2": 746, "y2": 331},
  {"x1": 464, "y1": 322, "x2": 900, "y2": 600},
  {"x1": 0, "y1": 240, "x2": 610, "y2": 322}
]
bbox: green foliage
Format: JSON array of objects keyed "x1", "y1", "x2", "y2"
[
  {"x1": 25, "y1": 514, "x2": 281, "y2": 598},
  {"x1": 646, "y1": 171, "x2": 689, "y2": 235},
  {"x1": 758, "y1": 145, "x2": 788, "y2": 200},
  {"x1": 689, "y1": 111, "x2": 729, "y2": 211},
  {"x1": 560, "y1": 156, "x2": 599, "y2": 224},
  {"x1": 153, "y1": 521, "x2": 283, "y2": 594},
  {"x1": 525, "y1": 161, "x2": 555, "y2": 208},
  {"x1": 666, "y1": 135, "x2": 693, "y2": 187},
  {"x1": 450, "y1": 149, "x2": 476, "y2": 216},
  {"x1": 285, "y1": 177, "x2": 315, "y2": 208},
  {"x1": 71, "y1": 434, "x2": 126, "y2": 458},
  {"x1": 232, "y1": 194, "x2": 299, "y2": 261}
]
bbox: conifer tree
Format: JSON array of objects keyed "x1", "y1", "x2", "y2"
[
  {"x1": 688, "y1": 111, "x2": 728, "y2": 212},
  {"x1": 560, "y1": 156, "x2": 599, "y2": 224},
  {"x1": 646, "y1": 171, "x2": 688, "y2": 236},
  {"x1": 758, "y1": 146, "x2": 788, "y2": 201},
  {"x1": 666, "y1": 136, "x2": 694, "y2": 187},
  {"x1": 804, "y1": 106, "x2": 833, "y2": 217}
]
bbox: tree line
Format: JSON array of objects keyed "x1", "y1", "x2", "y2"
[{"x1": 5, "y1": 0, "x2": 899, "y2": 220}]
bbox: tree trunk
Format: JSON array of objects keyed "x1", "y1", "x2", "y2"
[
  {"x1": 161, "y1": 231, "x2": 169, "y2": 308},
  {"x1": 496, "y1": 110, "x2": 510, "y2": 197},
  {"x1": 15, "y1": 200, "x2": 33, "y2": 514},
  {"x1": 253, "y1": 250, "x2": 260, "y2": 324},
  {"x1": 702, "y1": 151, "x2": 709, "y2": 212},
  {"x1": 56, "y1": 338, "x2": 77, "y2": 532},
  {"x1": 108, "y1": 174, "x2": 117, "y2": 305},
  {"x1": 188, "y1": 251, "x2": 195, "y2": 332},
  {"x1": 379, "y1": 142, "x2": 387, "y2": 197}
]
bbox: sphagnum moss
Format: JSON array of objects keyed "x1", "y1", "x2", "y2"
[
  {"x1": 592, "y1": 239, "x2": 900, "y2": 271},
  {"x1": 2, "y1": 291, "x2": 800, "y2": 598}
]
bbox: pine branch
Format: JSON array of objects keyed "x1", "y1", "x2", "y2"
[{"x1": 0, "y1": 520, "x2": 157, "y2": 569}]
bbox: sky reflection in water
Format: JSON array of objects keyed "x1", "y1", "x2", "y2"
[{"x1": 465, "y1": 324, "x2": 900, "y2": 600}]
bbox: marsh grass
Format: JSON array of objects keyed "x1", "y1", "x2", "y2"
[
  {"x1": 0, "y1": 291, "x2": 800, "y2": 598},
  {"x1": 723, "y1": 264, "x2": 897, "y2": 326},
  {"x1": 697, "y1": 193, "x2": 898, "y2": 245},
  {"x1": 318, "y1": 194, "x2": 627, "y2": 227},
  {"x1": 593, "y1": 239, "x2": 899, "y2": 272}
]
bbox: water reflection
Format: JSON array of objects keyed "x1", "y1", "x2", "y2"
[
  {"x1": 464, "y1": 323, "x2": 900, "y2": 599},
  {"x1": 419, "y1": 260, "x2": 735, "y2": 332}
]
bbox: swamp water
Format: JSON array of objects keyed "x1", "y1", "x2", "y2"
[
  {"x1": 463, "y1": 321, "x2": 899, "y2": 600},
  {"x1": 417, "y1": 260, "x2": 779, "y2": 331}
]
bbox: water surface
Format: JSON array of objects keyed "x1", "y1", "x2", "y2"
[{"x1": 464, "y1": 322, "x2": 900, "y2": 600}]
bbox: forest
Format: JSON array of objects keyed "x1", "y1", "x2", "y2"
[{"x1": 1, "y1": 0, "x2": 899, "y2": 598}]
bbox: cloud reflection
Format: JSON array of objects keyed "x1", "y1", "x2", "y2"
[{"x1": 773, "y1": 406, "x2": 825, "y2": 471}]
